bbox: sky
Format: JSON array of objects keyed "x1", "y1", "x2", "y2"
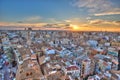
[{"x1": 0, "y1": 0, "x2": 120, "y2": 31}]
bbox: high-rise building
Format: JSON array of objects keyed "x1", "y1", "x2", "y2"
[
  {"x1": 80, "y1": 59, "x2": 91, "y2": 78},
  {"x1": 118, "y1": 50, "x2": 120, "y2": 70}
]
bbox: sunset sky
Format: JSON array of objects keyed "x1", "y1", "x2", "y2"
[{"x1": 0, "y1": 0, "x2": 120, "y2": 31}]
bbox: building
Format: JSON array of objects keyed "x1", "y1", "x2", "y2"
[
  {"x1": 81, "y1": 59, "x2": 91, "y2": 78},
  {"x1": 118, "y1": 50, "x2": 120, "y2": 70},
  {"x1": 15, "y1": 47, "x2": 43, "y2": 80}
]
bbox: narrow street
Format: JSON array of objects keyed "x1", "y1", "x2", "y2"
[
  {"x1": 3, "y1": 65, "x2": 10, "y2": 80},
  {"x1": 0, "y1": 64, "x2": 16, "y2": 80}
]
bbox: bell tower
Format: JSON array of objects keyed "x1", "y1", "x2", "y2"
[
  {"x1": 118, "y1": 50, "x2": 120, "y2": 70},
  {"x1": 27, "y1": 27, "x2": 32, "y2": 46}
]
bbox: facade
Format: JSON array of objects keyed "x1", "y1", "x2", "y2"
[{"x1": 118, "y1": 50, "x2": 120, "y2": 70}]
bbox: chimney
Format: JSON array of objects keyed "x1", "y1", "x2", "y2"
[{"x1": 118, "y1": 50, "x2": 120, "y2": 70}]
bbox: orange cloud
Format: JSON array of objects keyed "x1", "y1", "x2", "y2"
[
  {"x1": 0, "y1": 22, "x2": 46, "y2": 27},
  {"x1": 89, "y1": 19, "x2": 120, "y2": 26}
]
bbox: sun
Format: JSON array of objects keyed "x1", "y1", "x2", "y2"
[{"x1": 71, "y1": 24, "x2": 80, "y2": 31}]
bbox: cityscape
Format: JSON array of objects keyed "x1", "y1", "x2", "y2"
[
  {"x1": 0, "y1": 30, "x2": 120, "y2": 80},
  {"x1": 0, "y1": 0, "x2": 120, "y2": 80}
]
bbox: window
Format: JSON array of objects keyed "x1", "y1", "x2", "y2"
[{"x1": 26, "y1": 72, "x2": 33, "y2": 77}]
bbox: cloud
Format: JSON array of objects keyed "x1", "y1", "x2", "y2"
[
  {"x1": 94, "y1": 8, "x2": 120, "y2": 16},
  {"x1": 86, "y1": 17, "x2": 91, "y2": 20},
  {"x1": 17, "y1": 21, "x2": 23, "y2": 23},
  {"x1": 0, "y1": 22, "x2": 46, "y2": 27},
  {"x1": 64, "y1": 18, "x2": 82, "y2": 24},
  {"x1": 89, "y1": 19, "x2": 120, "y2": 26},
  {"x1": 94, "y1": 12, "x2": 120, "y2": 16},
  {"x1": 73, "y1": 0, "x2": 120, "y2": 16},
  {"x1": 73, "y1": 0, "x2": 112, "y2": 13},
  {"x1": 0, "y1": 21, "x2": 120, "y2": 31},
  {"x1": 43, "y1": 24, "x2": 60, "y2": 28},
  {"x1": 64, "y1": 20, "x2": 72, "y2": 23},
  {"x1": 43, "y1": 23, "x2": 71, "y2": 29},
  {"x1": 24, "y1": 16, "x2": 41, "y2": 22},
  {"x1": 0, "y1": 22, "x2": 72, "y2": 30},
  {"x1": 89, "y1": 19, "x2": 104, "y2": 24},
  {"x1": 113, "y1": 21, "x2": 120, "y2": 26}
]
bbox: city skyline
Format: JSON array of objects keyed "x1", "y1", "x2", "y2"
[{"x1": 0, "y1": 0, "x2": 120, "y2": 31}]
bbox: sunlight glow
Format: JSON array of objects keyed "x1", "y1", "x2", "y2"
[{"x1": 71, "y1": 24, "x2": 80, "y2": 31}]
